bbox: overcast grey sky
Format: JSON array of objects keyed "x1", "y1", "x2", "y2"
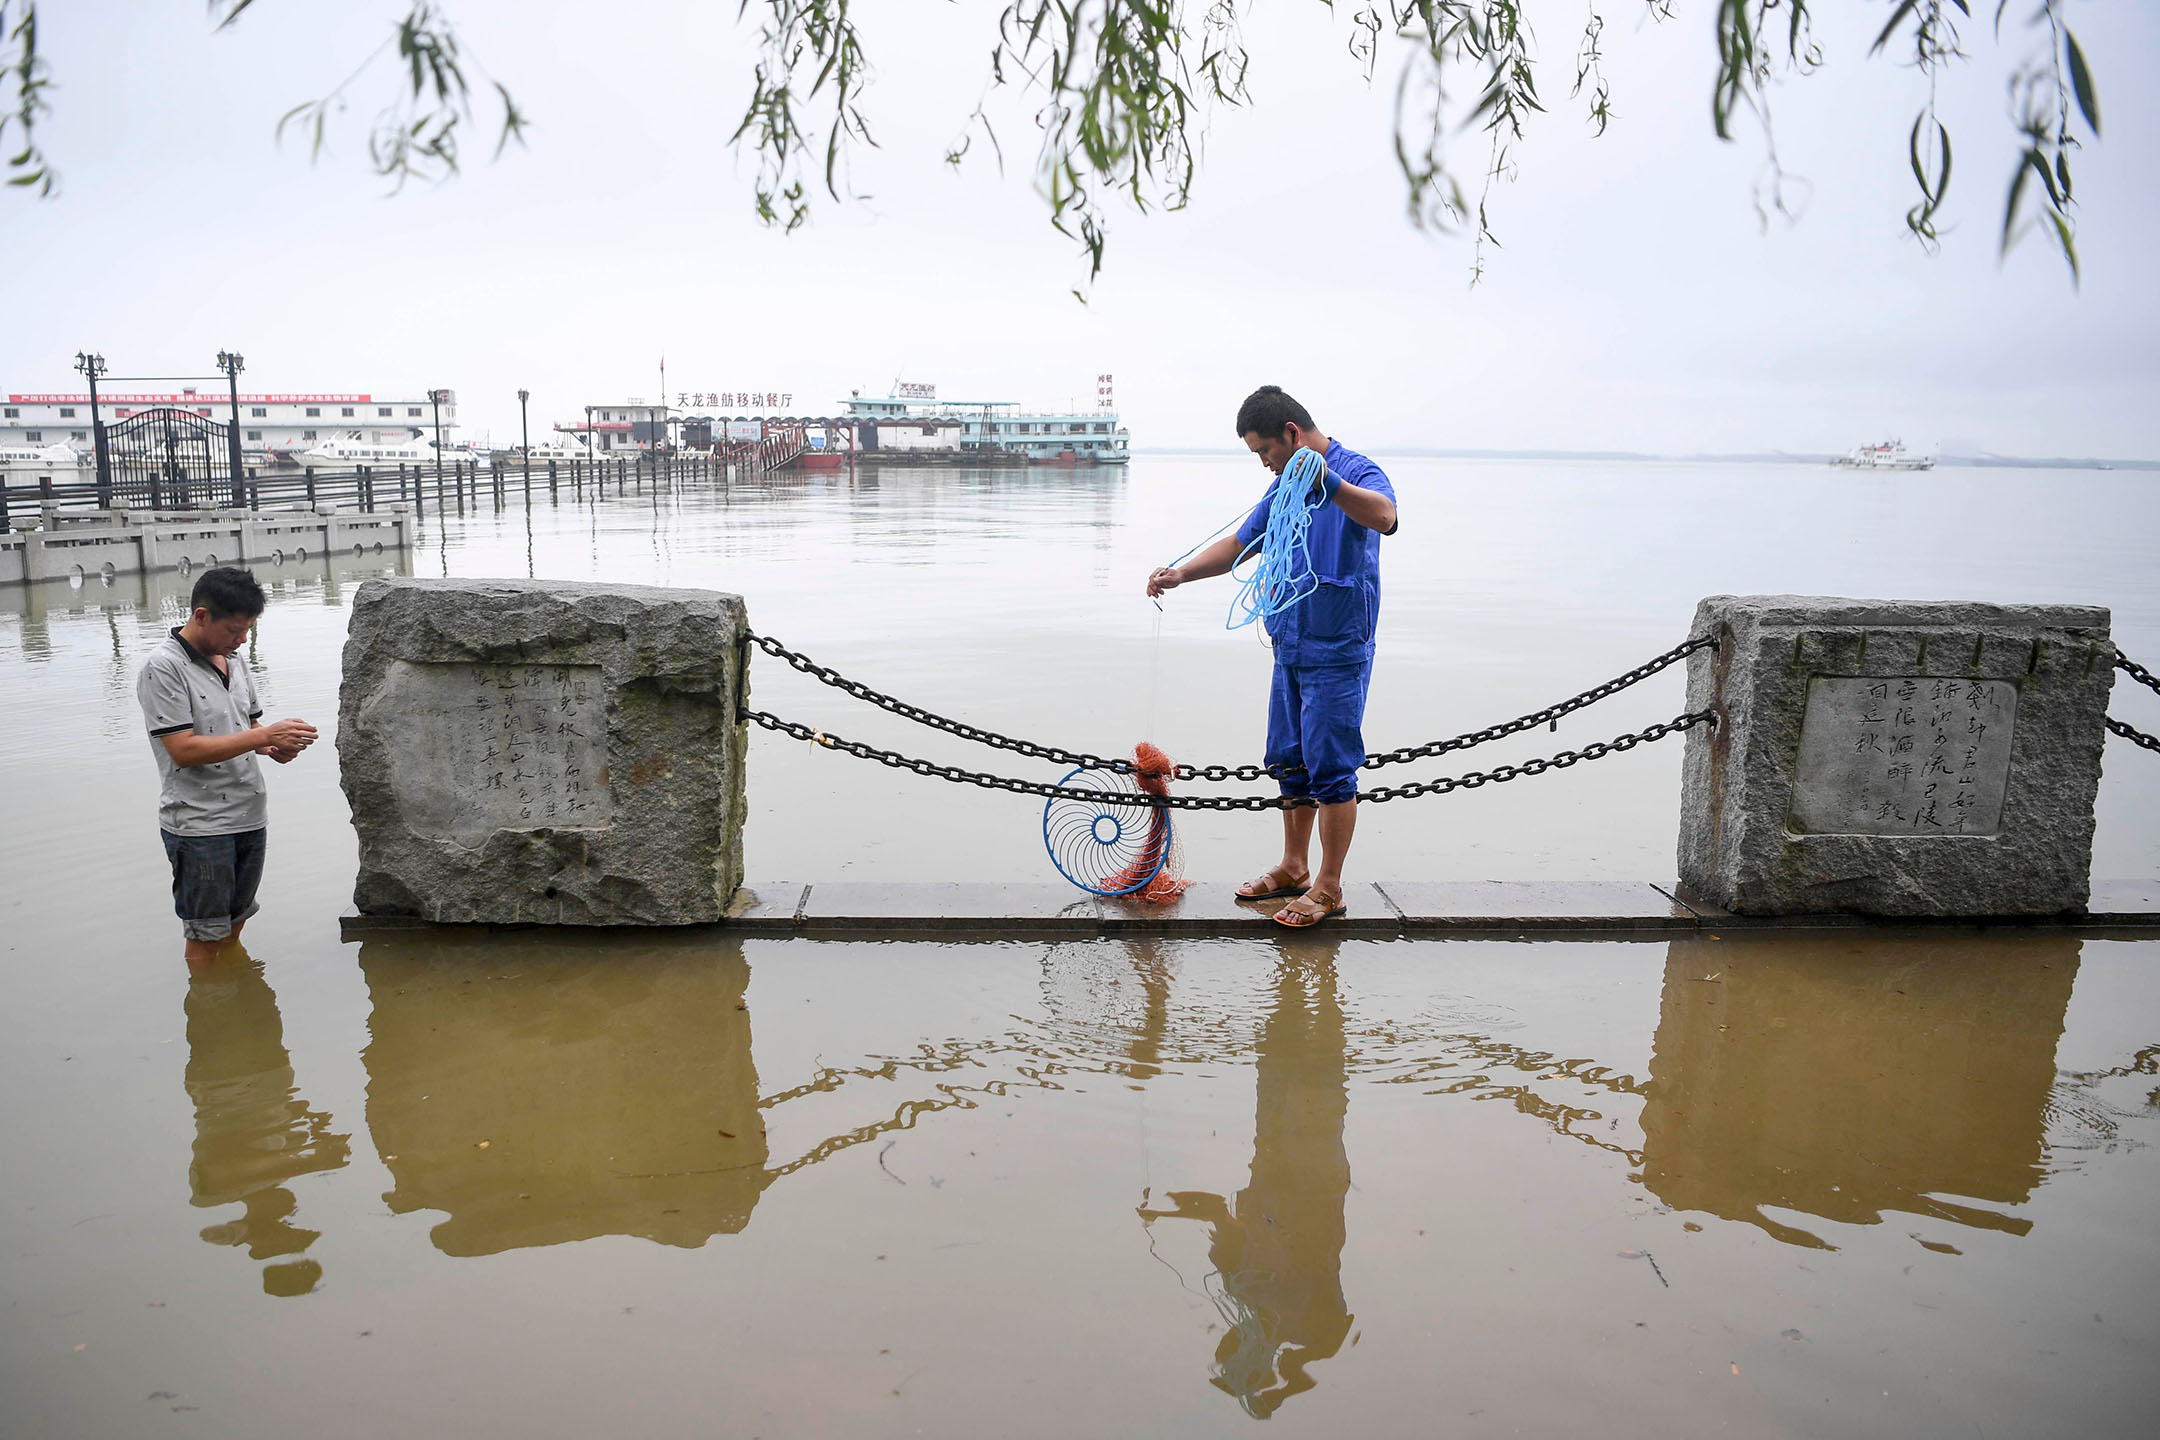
[{"x1": 7, "y1": 0, "x2": 2155, "y2": 455}]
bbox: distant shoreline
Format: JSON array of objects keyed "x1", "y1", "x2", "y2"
[{"x1": 1133, "y1": 446, "x2": 2160, "y2": 472}]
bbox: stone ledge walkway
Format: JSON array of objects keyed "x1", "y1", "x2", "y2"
[{"x1": 340, "y1": 878, "x2": 2160, "y2": 940}]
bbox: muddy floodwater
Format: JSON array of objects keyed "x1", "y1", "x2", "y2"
[{"x1": 3, "y1": 457, "x2": 2158, "y2": 1436}]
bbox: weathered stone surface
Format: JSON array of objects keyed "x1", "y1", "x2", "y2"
[
  {"x1": 1678, "y1": 595, "x2": 2113, "y2": 917},
  {"x1": 339, "y1": 578, "x2": 747, "y2": 925}
]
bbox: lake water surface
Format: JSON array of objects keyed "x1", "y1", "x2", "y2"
[{"x1": 3, "y1": 456, "x2": 2156, "y2": 1436}]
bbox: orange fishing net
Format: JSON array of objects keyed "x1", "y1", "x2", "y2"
[{"x1": 1099, "y1": 743, "x2": 1191, "y2": 903}]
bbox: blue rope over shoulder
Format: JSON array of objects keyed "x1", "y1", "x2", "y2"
[{"x1": 1225, "y1": 448, "x2": 1330, "y2": 631}]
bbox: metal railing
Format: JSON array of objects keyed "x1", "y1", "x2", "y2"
[{"x1": 0, "y1": 452, "x2": 756, "y2": 531}]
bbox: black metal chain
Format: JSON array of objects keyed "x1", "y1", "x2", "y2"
[
  {"x1": 2118, "y1": 648, "x2": 2160, "y2": 700},
  {"x1": 2108, "y1": 718, "x2": 2160, "y2": 753},
  {"x1": 2109, "y1": 650, "x2": 2160, "y2": 754},
  {"x1": 744, "y1": 630, "x2": 1716, "y2": 782},
  {"x1": 742, "y1": 705, "x2": 1716, "y2": 810}
]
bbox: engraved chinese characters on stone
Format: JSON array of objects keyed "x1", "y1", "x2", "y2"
[
  {"x1": 370, "y1": 661, "x2": 611, "y2": 844},
  {"x1": 1788, "y1": 677, "x2": 2017, "y2": 837}
]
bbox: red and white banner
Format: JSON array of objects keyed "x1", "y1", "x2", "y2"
[{"x1": 8, "y1": 392, "x2": 374, "y2": 405}]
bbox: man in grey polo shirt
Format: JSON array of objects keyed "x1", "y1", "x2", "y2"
[{"x1": 137, "y1": 567, "x2": 318, "y2": 970}]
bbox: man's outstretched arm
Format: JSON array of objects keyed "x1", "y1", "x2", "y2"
[{"x1": 1146, "y1": 534, "x2": 1246, "y2": 597}]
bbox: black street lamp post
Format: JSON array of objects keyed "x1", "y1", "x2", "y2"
[
  {"x1": 518, "y1": 389, "x2": 531, "y2": 505},
  {"x1": 74, "y1": 351, "x2": 109, "y2": 506},
  {"x1": 215, "y1": 351, "x2": 245, "y2": 507},
  {"x1": 429, "y1": 388, "x2": 449, "y2": 504}
]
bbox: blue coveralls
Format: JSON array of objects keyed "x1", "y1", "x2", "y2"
[{"x1": 1236, "y1": 439, "x2": 1397, "y2": 806}]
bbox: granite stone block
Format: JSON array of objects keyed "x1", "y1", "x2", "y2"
[
  {"x1": 1677, "y1": 596, "x2": 2113, "y2": 917},
  {"x1": 339, "y1": 578, "x2": 748, "y2": 925}
]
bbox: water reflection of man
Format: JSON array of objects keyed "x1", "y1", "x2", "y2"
[
  {"x1": 1140, "y1": 941, "x2": 1354, "y2": 1418},
  {"x1": 185, "y1": 950, "x2": 350, "y2": 1296}
]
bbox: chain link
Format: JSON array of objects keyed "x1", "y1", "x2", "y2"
[
  {"x1": 2110, "y1": 649, "x2": 2160, "y2": 754},
  {"x1": 744, "y1": 630, "x2": 1716, "y2": 782},
  {"x1": 2108, "y1": 717, "x2": 2160, "y2": 754},
  {"x1": 2118, "y1": 648, "x2": 2160, "y2": 701},
  {"x1": 743, "y1": 705, "x2": 1716, "y2": 809}
]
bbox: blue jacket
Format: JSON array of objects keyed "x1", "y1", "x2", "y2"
[{"x1": 1235, "y1": 439, "x2": 1397, "y2": 667}]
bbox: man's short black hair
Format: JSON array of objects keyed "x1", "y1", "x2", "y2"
[
  {"x1": 1235, "y1": 385, "x2": 1315, "y2": 440},
  {"x1": 190, "y1": 566, "x2": 265, "y2": 621}
]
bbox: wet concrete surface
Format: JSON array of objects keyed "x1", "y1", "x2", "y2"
[
  {"x1": 1382, "y1": 878, "x2": 1705, "y2": 929},
  {"x1": 346, "y1": 878, "x2": 2160, "y2": 940}
]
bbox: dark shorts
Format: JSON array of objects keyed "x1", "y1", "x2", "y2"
[
  {"x1": 1266, "y1": 660, "x2": 1375, "y2": 805},
  {"x1": 161, "y1": 828, "x2": 267, "y2": 942}
]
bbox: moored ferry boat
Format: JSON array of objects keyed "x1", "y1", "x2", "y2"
[
  {"x1": 499, "y1": 435, "x2": 601, "y2": 466},
  {"x1": 0, "y1": 441, "x2": 91, "y2": 472},
  {"x1": 840, "y1": 380, "x2": 1130, "y2": 463},
  {"x1": 291, "y1": 432, "x2": 437, "y2": 468},
  {"x1": 1832, "y1": 439, "x2": 1936, "y2": 471}
]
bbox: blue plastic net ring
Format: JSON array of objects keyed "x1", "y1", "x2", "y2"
[{"x1": 1042, "y1": 765, "x2": 1170, "y2": 897}]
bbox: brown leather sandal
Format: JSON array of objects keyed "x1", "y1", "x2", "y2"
[
  {"x1": 1235, "y1": 867, "x2": 1311, "y2": 902},
  {"x1": 1272, "y1": 890, "x2": 1347, "y2": 929}
]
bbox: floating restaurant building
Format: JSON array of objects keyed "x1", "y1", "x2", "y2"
[
  {"x1": 841, "y1": 379, "x2": 1129, "y2": 463},
  {"x1": 2, "y1": 386, "x2": 458, "y2": 463}
]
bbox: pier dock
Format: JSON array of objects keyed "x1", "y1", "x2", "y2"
[
  {"x1": 0, "y1": 504, "x2": 411, "y2": 586},
  {"x1": 339, "y1": 877, "x2": 2160, "y2": 940}
]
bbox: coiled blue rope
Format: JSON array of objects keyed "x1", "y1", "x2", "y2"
[{"x1": 1224, "y1": 448, "x2": 1328, "y2": 631}]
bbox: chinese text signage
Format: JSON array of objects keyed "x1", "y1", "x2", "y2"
[
  {"x1": 675, "y1": 391, "x2": 793, "y2": 410},
  {"x1": 1788, "y1": 676, "x2": 2018, "y2": 836}
]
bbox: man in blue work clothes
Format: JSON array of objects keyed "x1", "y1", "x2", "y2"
[{"x1": 1146, "y1": 386, "x2": 1398, "y2": 929}]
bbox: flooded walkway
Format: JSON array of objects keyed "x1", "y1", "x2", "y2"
[
  {"x1": 4, "y1": 457, "x2": 2157, "y2": 1434},
  {"x1": 6, "y1": 930, "x2": 2157, "y2": 1437}
]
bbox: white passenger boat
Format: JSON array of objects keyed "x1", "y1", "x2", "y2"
[
  {"x1": 504, "y1": 436, "x2": 600, "y2": 465},
  {"x1": 1832, "y1": 439, "x2": 1936, "y2": 471},
  {"x1": 291, "y1": 432, "x2": 437, "y2": 468},
  {"x1": 0, "y1": 441, "x2": 91, "y2": 472}
]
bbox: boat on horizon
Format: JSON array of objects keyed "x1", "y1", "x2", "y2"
[{"x1": 1832, "y1": 439, "x2": 1936, "y2": 471}]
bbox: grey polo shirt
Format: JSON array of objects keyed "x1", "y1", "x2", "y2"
[{"x1": 137, "y1": 629, "x2": 269, "y2": 836}]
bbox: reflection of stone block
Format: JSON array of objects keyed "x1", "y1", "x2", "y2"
[
  {"x1": 359, "y1": 935, "x2": 769, "y2": 1255},
  {"x1": 1641, "y1": 935, "x2": 2077, "y2": 1248},
  {"x1": 339, "y1": 578, "x2": 747, "y2": 924},
  {"x1": 1678, "y1": 596, "x2": 2113, "y2": 916}
]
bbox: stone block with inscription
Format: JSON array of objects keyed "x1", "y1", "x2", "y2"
[
  {"x1": 1677, "y1": 595, "x2": 2113, "y2": 917},
  {"x1": 338, "y1": 578, "x2": 747, "y2": 925}
]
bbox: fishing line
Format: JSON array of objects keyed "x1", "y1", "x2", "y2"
[
  {"x1": 1151, "y1": 449, "x2": 1331, "y2": 631},
  {"x1": 1146, "y1": 606, "x2": 1164, "y2": 737}
]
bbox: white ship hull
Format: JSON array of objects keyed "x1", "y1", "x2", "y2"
[
  {"x1": 1833, "y1": 440, "x2": 1935, "y2": 471},
  {"x1": 292, "y1": 432, "x2": 436, "y2": 468},
  {"x1": 0, "y1": 443, "x2": 92, "y2": 472}
]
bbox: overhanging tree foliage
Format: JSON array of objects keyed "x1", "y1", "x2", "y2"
[{"x1": 2, "y1": 1, "x2": 2106, "y2": 283}]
